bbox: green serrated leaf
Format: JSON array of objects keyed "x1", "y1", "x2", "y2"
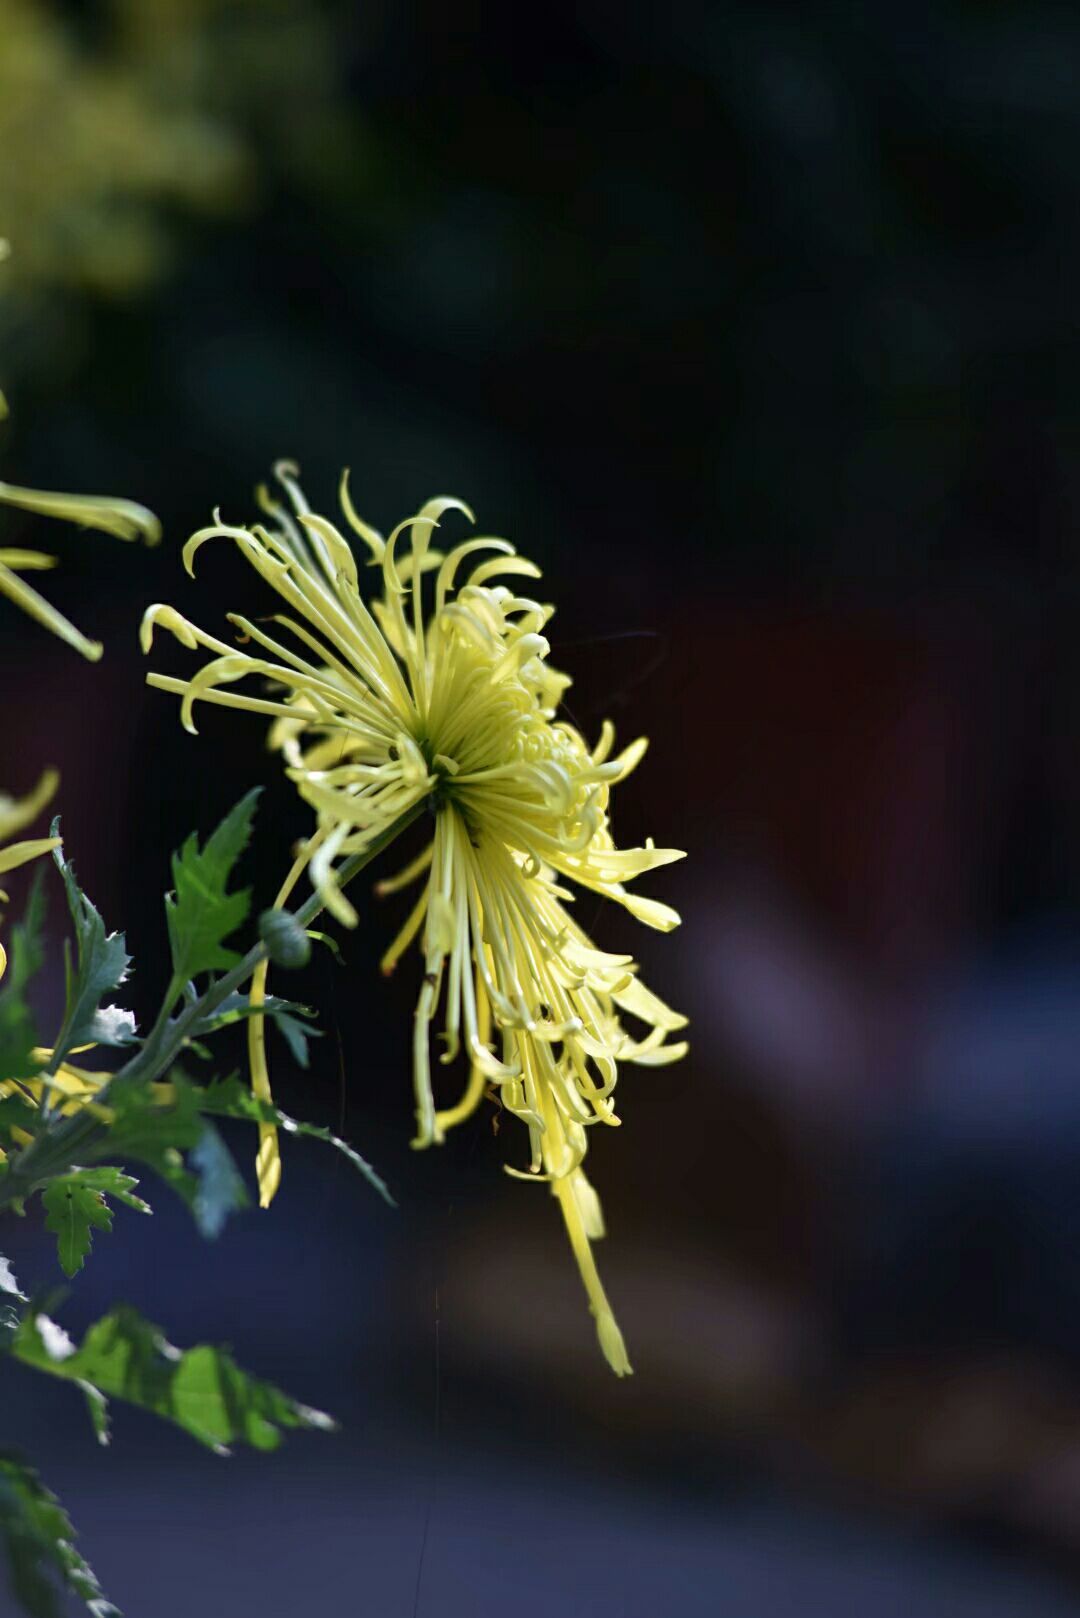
[
  {"x1": 57, "y1": 1166, "x2": 152, "y2": 1214},
  {"x1": 0, "y1": 1451, "x2": 120, "y2": 1617},
  {"x1": 85, "y1": 1006, "x2": 137, "y2": 1047},
  {"x1": 12, "y1": 1308, "x2": 335, "y2": 1455},
  {"x1": 40, "y1": 1166, "x2": 151, "y2": 1276},
  {"x1": 49, "y1": 832, "x2": 131, "y2": 1068},
  {"x1": 41, "y1": 1179, "x2": 114, "y2": 1278},
  {"x1": 165, "y1": 789, "x2": 261, "y2": 982},
  {"x1": 196, "y1": 1074, "x2": 395, "y2": 1207}
]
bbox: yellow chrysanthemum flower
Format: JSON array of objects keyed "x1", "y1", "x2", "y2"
[{"x1": 143, "y1": 464, "x2": 688, "y2": 1374}]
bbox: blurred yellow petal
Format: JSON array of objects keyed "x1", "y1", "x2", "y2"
[
  {"x1": 0, "y1": 481, "x2": 160, "y2": 545},
  {"x1": 0, "y1": 837, "x2": 61, "y2": 878},
  {"x1": 0, "y1": 769, "x2": 59, "y2": 842},
  {"x1": 0, "y1": 555, "x2": 103, "y2": 661}
]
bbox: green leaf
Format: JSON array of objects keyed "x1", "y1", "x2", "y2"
[
  {"x1": 165, "y1": 789, "x2": 260, "y2": 982},
  {"x1": 12, "y1": 1308, "x2": 335, "y2": 1455},
  {"x1": 57, "y1": 1167, "x2": 152, "y2": 1215},
  {"x1": 39, "y1": 1167, "x2": 149, "y2": 1278},
  {"x1": 0, "y1": 1451, "x2": 120, "y2": 1617},
  {"x1": 187, "y1": 989, "x2": 318, "y2": 1040},
  {"x1": 196, "y1": 1074, "x2": 395, "y2": 1207},
  {"x1": 0, "y1": 1099, "x2": 43, "y2": 1154},
  {"x1": 0, "y1": 874, "x2": 46, "y2": 1087},
  {"x1": 95, "y1": 1079, "x2": 245, "y2": 1237},
  {"x1": 41, "y1": 1168, "x2": 151, "y2": 1276},
  {"x1": 50, "y1": 832, "x2": 131, "y2": 1067},
  {"x1": 96, "y1": 1080, "x2": 201, "y2": 1211},
  {"x1": 186, "y1": 989, "x2": 323, "y2": 1071},
  {"x1": 85, "y1": 1007, "x2": 137, "y2": 1047},
  {"x1": 80, "y1": 1382, "x2": 110, "y2": 1448},
  {"x1": 189, "y1": 1121, "x2": 248, "y2": 1238},
  {"x1": 272, "y1": 1011, "x2": 321, "y2": 1070},
  {"x1": 41, "y1": 1179, "x2": 112, "y2": 1278}
]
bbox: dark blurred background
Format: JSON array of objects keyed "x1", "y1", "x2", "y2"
[{"x1": 5, "y1": 1, "x2": 1080, "y2": 1614}]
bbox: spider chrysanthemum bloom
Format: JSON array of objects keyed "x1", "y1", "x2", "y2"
[{"x1": 143, "y1": 465, "x2": 687, "y2": 1374}]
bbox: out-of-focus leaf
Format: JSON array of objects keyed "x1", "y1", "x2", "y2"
[
  {"x1": 99, "y1": 1077, "x2": 247, "y2": 1234},
  {"x1": 0, "y1": 1306, "x2": 21, "y2": 1353},
  {"x1": 189, "y1": 1120, "x2": 248, "y2": 1238},
  {"x1": 0, "y1": 1255, "x2": 26, "y2": 1300},
  {"x1": 0, "y1": 1450, "x2": 119, "y2": 1617},
  {"x1": 187, "y1": 989, "x2": 322, "y2": 1070},
  {"x1": 49, "y1": 833, "x2": 131, "y2": 1067},
  {"x1": 165, "y1": 789, "x2": 260, "y2": 982},
  {"x1": 106, "y1": 1075, "x2": 203, "y2": 1146},
  {"x1": 85, "y1": 1006, "x2": 137, "y2": 1047},
  {"x1": 196, "y1": 1074, "x2": 394, "y2": 1206},
  {"x1": 79, "y1": 1382, "x2": 110, "y2": 1448},
  {"x1": 41, "y1": 1168, "x2": 149, "y2": 1278},
  {"x1": 272, "y1": 1010, "x2": 321, "y2": 1069},
  {"x1": 0, "y1": 1097, "x2": 41, "y2": 1153},
  {"x1": 100, "y1": 1077, "x2": 201, "y2": 1210},
  {"x1": 0, "y1": 874, "x2": 45, "y2": 1087},
  {"x1": 187, "y1": 988, "x2": 317, "y2": 1039},
  {"x1": 12, "y1": 1308, "x2": 335, "y2": 1455}
]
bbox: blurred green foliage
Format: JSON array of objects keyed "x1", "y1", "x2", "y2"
[{"x1": 0, "y1": 0, "x2": 360, "y2": 372}]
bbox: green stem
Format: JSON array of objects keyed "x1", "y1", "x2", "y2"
[{"x1": 0, "y1": 804, "x2": 425, "y2": 1207}]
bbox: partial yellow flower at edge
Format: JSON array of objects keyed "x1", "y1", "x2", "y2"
[
  {"x1": 143, "y1": 462, "x2": 688, "y2": 1377},
  {"x1": 1, "y1": 234, "x2": 159, "y2": 656},
  {"x1": 0, "y1": 482, "x2": 161, "y2": 662},
  {"x1": 0, "y1": 771, "x2": 94, "y2": 1159},
  {"x1": 0, "y1": 1052, "x2": 115, "y2": 1157},
  {"x1": 0, "y1": 770, "x2": 61, "y2": 983}
]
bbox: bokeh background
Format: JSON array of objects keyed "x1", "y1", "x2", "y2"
[{"x1": 5, "y1": 2, "x2": 1080, "y2": 1614}]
